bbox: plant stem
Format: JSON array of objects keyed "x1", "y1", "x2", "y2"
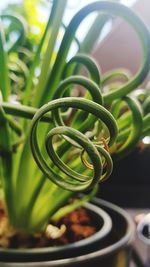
[{"x1": 33, "y1": 0, "x2": 67, "y2": 107}]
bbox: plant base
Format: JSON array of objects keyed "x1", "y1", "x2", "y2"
[{"x1": 0, "y1": 198, "x2": 135, "y2": 267}]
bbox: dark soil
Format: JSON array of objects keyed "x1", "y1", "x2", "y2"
[{"x1": 0, "y1": 202, "x2": 97, "y2": 249}]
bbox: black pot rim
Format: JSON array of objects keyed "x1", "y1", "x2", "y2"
[
  {"x1": 0, "y1": 198, "x2": 135, "y2": 266},
  {"x1": 46, "y1": 198, "x2": 135, "y2": 266},
  {"x1": 0, "y1": 202, "x2": 112, "y2": 255}
]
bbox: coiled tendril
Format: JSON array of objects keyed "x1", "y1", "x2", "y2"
[
  {"x1": 30, "y1": 1, "x2": 150, "y2": 192},
  {"x1": 0, "y1": 14, "x2": 27, "y2": 52},
  {"x1": 30, "y1": 97, "x2": 118, "y2": 192}
]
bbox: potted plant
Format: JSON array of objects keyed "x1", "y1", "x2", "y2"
[{"x1": 0, "y1": 0, "x2": 150, "y2": 266}]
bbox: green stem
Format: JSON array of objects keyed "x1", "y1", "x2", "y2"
[
  {"x1": 1, "y1": 14, "x2": 27, "y2": 52},
  {"x1": 2, "y1": 102, "x2": 52, "y2": 122},
  {"x1": 52, "y1": 186, "x2": 98, "y2": 221},
  {"x1": 113, "y1": 96, "x2": 143, "y2": 160},
  {"x1": 33, "y1": 0, "x2": 67, "y2": 107},
  {"x1": 39, "y1": 1, "x2": 150, "y2": 106},
  {"x1": 80, "y1": 14, "x2": 110, "y2": 53},
  {"x1": 0, "y1": 21, "x2": 10, "y2": 101}
]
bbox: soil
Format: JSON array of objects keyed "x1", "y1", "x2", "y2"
[{"x1": 0, "y1": 201, "x2": 97, "y2": 249}]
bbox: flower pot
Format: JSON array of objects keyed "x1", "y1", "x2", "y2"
[{"x1": 0, "y1": 198, "x2": 135, "y2": 267}]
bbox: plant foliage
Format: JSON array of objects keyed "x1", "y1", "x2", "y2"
[{"x1": 0, "y1": 0, "x2": 149, "y2": 233}]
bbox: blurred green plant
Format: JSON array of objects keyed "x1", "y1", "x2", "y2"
[
  {"x1": 0, "y1": 0, "x2": 149, "y2": 236},
  {"x1": 2, "y1": 0, "x2": 48, "y2": 41}
]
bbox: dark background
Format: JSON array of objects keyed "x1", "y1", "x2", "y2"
[{"x1": 98, "y1": 147, "x2": 150, "y2": 208}]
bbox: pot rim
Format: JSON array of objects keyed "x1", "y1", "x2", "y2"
[
  {"x1": 46, "y1": 198, "x2": 135, "y2": 266},
  {"x1": 0, "y1": 202, "x2": 112, "y2": 254},
  {"x1": 0, "y1": 198, "x2": 135, "y2": 266}
]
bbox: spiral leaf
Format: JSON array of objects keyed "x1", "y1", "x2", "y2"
[
  {"x1": 1, "y1": 14, "x2": 27, "y2": 52},
  {"x1": 63, "y1": 53, "x2": 101, "y2": 84},
  {"x1": 42, "y1": 1, "x2": 150, "y2": 104},
  {"x1": 30, "y1": 97, "x2": 118, "y2": 191}
]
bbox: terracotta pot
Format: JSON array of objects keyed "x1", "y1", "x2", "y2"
[{"x1": 0, "y1": 198, "x2": 135, "y2": 267}]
